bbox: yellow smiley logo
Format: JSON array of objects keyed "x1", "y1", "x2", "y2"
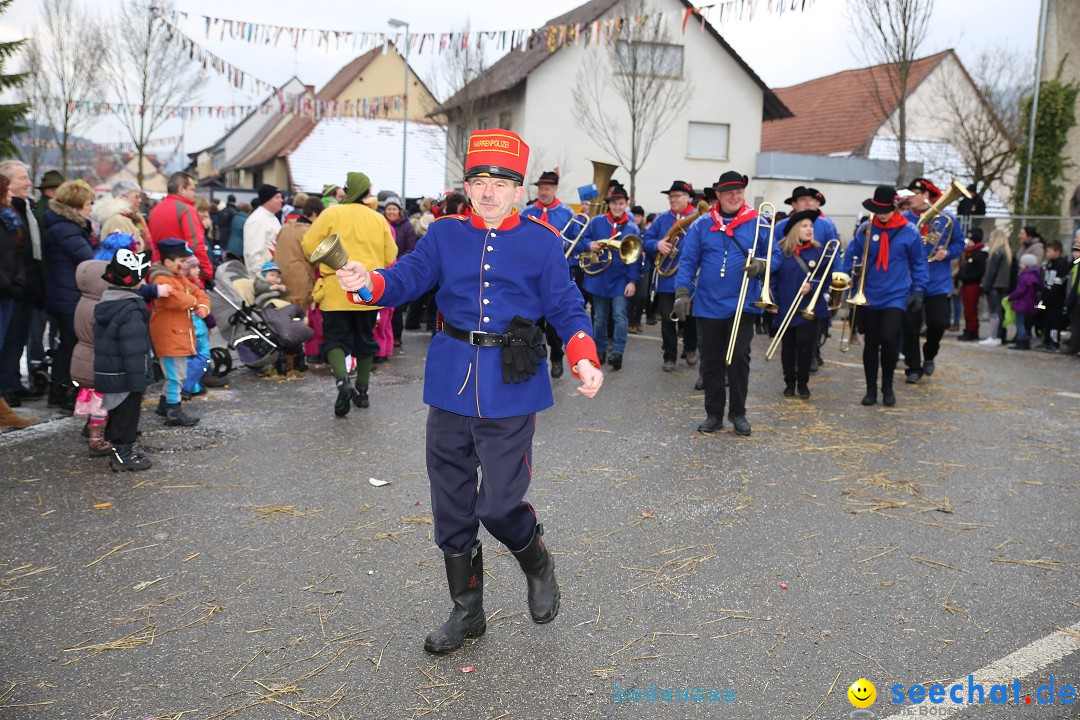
[{"x1": 848, "y1": 678, "x2": 876, "y2": 708}]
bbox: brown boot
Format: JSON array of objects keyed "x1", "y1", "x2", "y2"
[
  {"x1": 87, "y1": 423, "x2": 113, "y2": 457},
  {"x1": 0, "y1": 397, "x2": 35, "y2": 429}
]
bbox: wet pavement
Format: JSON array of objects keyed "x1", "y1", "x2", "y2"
[{"x1": 1, "y1": 324, "x2": 1078, "y2": 720}]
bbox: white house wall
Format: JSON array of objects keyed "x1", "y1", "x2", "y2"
[
  {"x1": 222, "y1": 78, "x2": 310, "y2": 169},
  {"x1": 511, "y1": 0, "x2": 764, "y2": 214}
]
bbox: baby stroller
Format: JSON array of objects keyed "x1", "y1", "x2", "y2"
[{"x1": 210, "y1": 260, "x2": 314, "y2": 375}]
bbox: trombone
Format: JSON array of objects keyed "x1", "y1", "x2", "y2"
[
  {"x1": 838, "y1": 222, "x2": 872, "y2": 352},
  {"x1": 765, "y1": 239, "x2": 840, "y2": 361},
  {"x1": 561, "y1": 212, "x2": 590, "y2": 260},
  {"x1": 726, "y1": 202, "x2": 776, "y2": 365}
]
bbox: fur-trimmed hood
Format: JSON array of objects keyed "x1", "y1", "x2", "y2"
[
  {"x1": 90, "y1": 196, "x2": 132, "y2": 226},
  {"x1": 146, "y1": 262, "x2": 175, "y2": 281},
  {"x1": 47, "y1": 198, "x2": 90, "y2": 228}
]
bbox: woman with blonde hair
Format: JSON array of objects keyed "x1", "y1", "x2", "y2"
[
  {"x1": 769, "y1": 209, "x2": 829, "y2": 398},
  {"x1": 979, "y1": 227, "x2": 1014, "y2": 346}
]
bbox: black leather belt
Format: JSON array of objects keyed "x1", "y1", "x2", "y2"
[{"x1": 442, "y1": 321, "x2": 508, "y2": 347}]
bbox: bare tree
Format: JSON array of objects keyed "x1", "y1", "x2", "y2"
[
  {"x1": 935, "y1": 48, "x2": 1031, "y2": 203},
  {"x1": 425, "y1": 24, "x2": 490, "y2": 187},
  {"x1": 572, "y1": 2, "x2": 689, "y2": 200},
  {"x1": 848, "y1": 0, "x2": 934, "y2": 185},
  {"x1": 15, "y1": 39, "x2": 50, "y2": 180},
  {"x1": 33, "y1": 0, "x2": 105, "y2": 175},
  {"x1": 103, "y1": 0, "x2": 206, "y2": 187}
]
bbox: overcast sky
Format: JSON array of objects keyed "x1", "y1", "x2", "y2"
[{"x1": 0, "y1": 0, "x2": 1039, "y2": 162}]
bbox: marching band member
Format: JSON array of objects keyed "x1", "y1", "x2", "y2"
[
  {"x1": 806, "y1": 187, "x2": 839, "y2": 244},
  {"x1": 901, "y1": 178, "x2": 964, "y2": 383},
  {"x1": 770, "y1": 209, "x2": 828, "y2": 398},
  {"x1": 673, "y1": 171, "x2": 780, "y2": 436},
  {"x1": 336, "y1": 128, "x2": 603, "y2": 654},
  {"x1": 522, "y1": 169, "x2": 576, "y2": 378},
  {"x1": 841, "y1": 186, "x2": 928, "y2": 407},
  {"x1": 786, "y1": 186, "x2": 839, "y2": 368},
  {"x1": 581, "y1": 183, "x2": 640, "y2": 371},
  {"x1": 643, "y1": 180, "x2": 699, "y2": 372}
]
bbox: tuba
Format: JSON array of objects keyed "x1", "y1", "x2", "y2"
[
  {"x1": 564, "y1": 160, "x2": 617, "y2": 261},
  {"x1": 917, "y1": 180, "x2": 973, "y2": 262},
  {"x1": 655, "y1": 200, "x2": 711, "y2": 278}
]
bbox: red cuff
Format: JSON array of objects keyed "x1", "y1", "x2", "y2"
[
  {"x1": 565, "y1": 329, "x2": 600, "y2": 379},
  {"x1": 347, "y1": 270, "x2": 386, "y2": 305}
]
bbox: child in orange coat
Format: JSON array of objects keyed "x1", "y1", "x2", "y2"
[{"x1": 147, "y1": 238, "x2": 210, "y2": 426}]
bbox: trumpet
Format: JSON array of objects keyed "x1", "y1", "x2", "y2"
[
  {"x1": 766, "y1": 239, "x2": 840, "y2": 361},
  {"x1": 655, "y1": 200, "x2": 711, "y2": 278},
  {"x1": 918, "y1": 180, "x2": 973, "y2": 262},
  {"x1": 579, "y1": 232, "x2": 643, "y2": 275},
  {"x1": 726, "y1": 202, "x2": 776, "y2": 365}
]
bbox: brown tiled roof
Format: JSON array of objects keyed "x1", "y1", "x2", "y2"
[
  {"x1": 435, "y1": 0, "x2": 790, "y2": 120},
  {"x1": 236, "y1": 116, "x2": 318, "y2": 170},
  {"x1": 761, "y1": 50, "x2": 951, "y2": 156}
]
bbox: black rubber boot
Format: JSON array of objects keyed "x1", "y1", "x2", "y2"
[
  {"x1": 352, "y1": 384, "x2": 370, "y2": 409},
  {"x1": 511, "y1": 524, "x2": 560, "y2": 624},
  {"x1": 165, "y1": 403, "x2": 200, "y2": 426},
  {"x1": 424, "y1": 544, "x2": 486, "y2": 654},
  {"x1": 881, "y1": 382, "x2": 896, "y2": 407},
  {"x1": 334, "y1": 378, "x2": 354, "y2": 417}
]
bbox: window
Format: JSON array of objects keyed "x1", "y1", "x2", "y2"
[
  {"x1": 687, "y1": 122, "x2": 730, "y2": 160},
  {"x1": 615, "y1": 41, "x2": 683, "y2": 79},
  {"x1": 477, "y1": 116, "x2": 490, "y2": 130},
  {"x1": 498, "y1": 111, "x2": 512, "y2": 129},
  {"x1": 457, "y1": 126, "x2": 468, "y2": 155}
]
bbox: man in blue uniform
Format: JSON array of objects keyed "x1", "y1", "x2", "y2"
[
  {"x1": 522, "y1": 169, "x2": 577, "y2": 378},
  {"x1": 643, "y1": 180, "x2": 700, "y2": 371},
  {"x1": 901, "y1": 178, "x2": 964, "y2": 383},
  {"x1": 673, "y1": 171, "x2": 780, "y2": 436},
  {"x1": 581, "y1": 183, "x2": 640, "y2": 371},
  {"x1": 336, "y1": 129, "x2": 604, "y2": 654},
  {"x1": 840, "y1": 185, "x2": 928, "y2": 407}
]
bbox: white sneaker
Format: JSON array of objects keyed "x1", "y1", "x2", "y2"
[{"x1": 978, "y1": 337, "x2": 998, "y2": 346}]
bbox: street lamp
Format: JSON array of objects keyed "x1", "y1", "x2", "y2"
[{"x1": 388, "y1": 18, "x2": 409, "y2": 203}]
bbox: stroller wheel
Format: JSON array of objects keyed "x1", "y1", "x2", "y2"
[
  {"x1": 294, "y1": 353, "x2": 308, "y2": 372},
  {"x1": 31, "y1": 369, "x2": 51, "y2": 394},
  {"x1": 210, "y1": 347, "x2": 233, "y2": 377}
]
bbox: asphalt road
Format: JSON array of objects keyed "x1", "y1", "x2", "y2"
[{"x1": 2, "y1": 323, "x2": 1078, "y2": 720}]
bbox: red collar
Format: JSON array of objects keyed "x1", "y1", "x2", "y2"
[
  {"x1": 469, "y1": 213, "x2": 522, "y2": 231},
  {"x1": 167, "y1": 194, "x2": 195, "y2": 208},
  {"x1": 675, "y1": 205, "x2": 694, "y2": 217},
  {"x1": 794, "y1": 241, "x2": 814, "y2": 257}
]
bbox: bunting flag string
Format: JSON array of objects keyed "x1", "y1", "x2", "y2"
[
  {"x1": 14, "y1": 137, "x2": 183, "y2": 151},
  {"x1": 31, "y1": 94, "x2": 407, "y2": 121},
  {"x1": 173, "y1": 0, "x2": 814, "y2": 58}
]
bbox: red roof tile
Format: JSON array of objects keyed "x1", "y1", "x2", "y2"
[{"x1": 761, "y1": 51, "x2": 951, "y2": 156}]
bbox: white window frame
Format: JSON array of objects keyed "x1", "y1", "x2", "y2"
[{"x1": 687, "y1": 121, "x2": 730, "y2": 161}]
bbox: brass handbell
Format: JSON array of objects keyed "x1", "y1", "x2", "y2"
[{"x1": 309, "y1": 233, "x2": 372, "y2": 302}]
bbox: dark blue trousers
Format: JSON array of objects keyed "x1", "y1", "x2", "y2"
[{"x1": 426, "y1": 407, "x2": 538, "y2": 555}]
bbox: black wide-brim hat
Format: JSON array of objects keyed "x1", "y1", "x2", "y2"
[
  {"x1": 712, "y1": 171, "x2": 748, "y2": 192},
  {"x1": 808, "y1": 187, "x2": 826, "y2": 206},
  {"x1": 784, "y1": 185, "x2": 815, "y2": 205},
  {"x1": 606, "y1": 184, "x2": 629, "y2": 201},
  {"x1": 863, "y1": 185, "x2": 899, "y2": 213},
  {"x1": 532, "y1": 171, "x2": 559, "y2": 186},
  {"x1": 782, "y1": 209, "x2": 821, "y2": 237},
  {"x1": 662, "y1": 180, "x2": 694, "y2": 195}
]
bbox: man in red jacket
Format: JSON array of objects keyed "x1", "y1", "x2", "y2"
[{"x1": 148, "y1": 172, "x2": 213, "y2": 287}]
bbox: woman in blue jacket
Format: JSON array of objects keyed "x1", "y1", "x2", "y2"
[
  {"x1": 42, "y1": 181, "x2": 96, "y2": 410},
  {"x1": 840, "y1": 186, "x2": 928, "y2": 408},
  {"x1": 770, "y1": 209, "x2": 830, "y2": 399}
]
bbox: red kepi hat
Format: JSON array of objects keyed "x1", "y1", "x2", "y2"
[{"x1": 463, "y1": 129, "x2": 530, "y2": 184}]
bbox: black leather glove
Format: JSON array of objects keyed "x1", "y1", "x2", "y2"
[
  {"x1": 907, "y1": 290, "x2": 924, "y2": 315},
  {"x1": 743, "y1": 258, "x2": 766, "y2": 277},
  {"x1": 501, "y1": 315, "x2": 545, "y2": 384},
  {"x1": 673, "y1": 287, "x2": 692, "y2": 322}
]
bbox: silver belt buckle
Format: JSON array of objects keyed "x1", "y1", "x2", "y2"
[{"x1": 468, "y1": 330, "x2": 487, "y2": 345}]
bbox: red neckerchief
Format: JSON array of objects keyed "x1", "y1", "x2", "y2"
[
  {"x1": 468, "y1": 212, "x2": 521, "y2": 231},
  {"x1": 535, "y1": 198, "x2": 561, "y2": 224},
  {"x1": 709, "y1": 203, "x2": 757, "y2": 236},
  {"x1": 606, "y1": 211, "x2": 628, "y2": 238},
  {"x1": 794, "y1": 241, "x2": 814, "y2": 257},
  {"x1": 963, "y1": 242, "x2": 984, "y2": 259},
  {"x1": 871, "y1": 213, "x2": 909, "y2": 271},
  {"x1": 675, "y1": 204, "x2": 694, "y2": 217}
]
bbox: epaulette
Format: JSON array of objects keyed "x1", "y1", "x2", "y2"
[
  {"x1": 433, "y1": 214, "x2": 468, "y2": 222},
  {"x1": 525, "y1": 215, "x2": 560, "y2": 236}
]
